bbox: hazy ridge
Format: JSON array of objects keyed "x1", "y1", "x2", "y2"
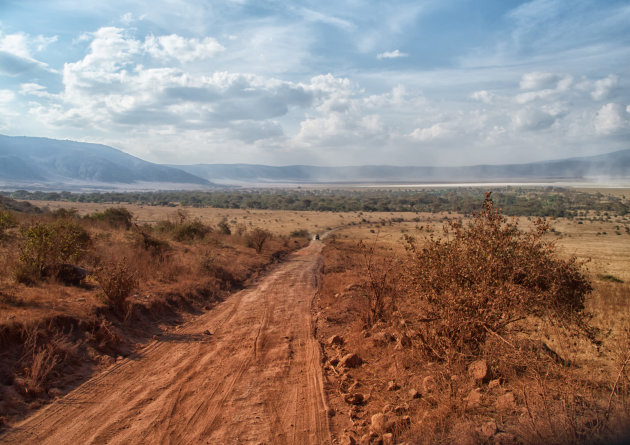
[{"x1": 1, "y1": 134, "x2": 629, "y2": 190}]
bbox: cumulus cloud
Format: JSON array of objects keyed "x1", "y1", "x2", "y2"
[
  {"x1": 377, "y1": 49, "x2": 408, "y2": 59},
  {"x1": 470, "y1": 90, "x2": 495, "y2": 104},
  {"x1": 512, "y1": 108, "x2": 557, "y2": 131},
  {"x1": 595, "y1": 103, "x2": 627, "y2": 134},
  {"x1": 410, "y1": 122, "x2": 451, "y2": 141},
  {"x1": 591, "y1": 74, "x2": 618, "y2": 100}
]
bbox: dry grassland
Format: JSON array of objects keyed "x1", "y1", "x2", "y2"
[{"x1": 316, "y1": 190, "x2": 630, "y2": 444}]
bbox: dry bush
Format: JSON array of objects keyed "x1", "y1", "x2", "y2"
[
  {"x1": 15, "y1": 219, "x2": 91, "y2": 284},
  {"x1": 133, "y1": 229, "x2": 170, "y2": 261},
  {"x1": 87, "y1": 207, "x2": 133, "y2": 229},
  {"x1": 155, "y1": 211, "x2": 212, "y2": 242},
  {"x1": 15, "y1": 324, "x2": 79, "y2": 396},
  {"x1": 357, "y1": 237, "x2": 400, "y2": 326},
  {"x1": 95, "y1": 258, "x2": 138, "y2": 316},
  {"x1": 403, "y1": 193, "x2": 592, "y2": 360},
  {"x1": 246, "y1": 227, "x2": 272, "y2": 253}
]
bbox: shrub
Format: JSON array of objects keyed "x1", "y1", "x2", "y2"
[
  {"x1": 88, "y1": 207, "x2": 133, "y2": 229},
  {"x1": 246, "y1": 228, "x2": 272, "y2": 253},
  {"x1": 403, "y1": 193, "x2": 592, "y2": 360},
  {"x1": 95, "y1": 258, "x2": 138, "y2": 316},
  {"x1": 0, "y1": 209, "x2": 17, "y2": 237},
  {"x1": 133, "y1": 230, "x2": 170, "y2": 259},
  {"x1": 290, "y1": 229, "x2": 310, "y2": 238},
  {"x1": 217, "y1": 218, "x2": 231, "y2": 235},
  {"x1": 155, "y1": 214, "x2": 211, "y2": 242},
  {"x1": 15, "y1": 220, "x2": 91, "y2": 284}
]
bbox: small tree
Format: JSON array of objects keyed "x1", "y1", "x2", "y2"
[{"x1": 246, "y1": 228, "x2": 272, "y2": 253}]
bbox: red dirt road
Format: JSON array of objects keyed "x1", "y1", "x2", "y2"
[{"x1": 2, "y1": 242, "x2": 331, "y2": 444}]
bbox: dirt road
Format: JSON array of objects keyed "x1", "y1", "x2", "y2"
[{"x1": 2, "y1": 242, "x2": 331, "y2": 445}]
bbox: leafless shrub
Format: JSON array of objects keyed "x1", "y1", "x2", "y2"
[
  {"x1": 95, "y1": 258, "x2": 138, "y2": 316},
  {"x1": 357, "y1": 235, "x2": 400, "y2": 326}
]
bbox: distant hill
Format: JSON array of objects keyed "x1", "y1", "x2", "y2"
[
  {"x1": 0, "y1": 135, "x2": 212, "y2": 190},
  {"x1": 173, "y1": 149, "x2": 630, "y2": 184},
  {"x1": 1, "y1": 134, "x2": 628, "y2": 189}
]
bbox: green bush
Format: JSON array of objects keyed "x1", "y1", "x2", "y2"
[
  {"x1": 0, "y1": 209, "x2": 17, "y2": 236},
  {"x1": 15, "y1": 220, "x2": 91, "y2": 284}
]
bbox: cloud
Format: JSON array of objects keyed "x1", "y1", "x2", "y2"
[
  {"x1": 591, "y1": 74, "x2": 618, "y2": 100},
  {"x1": 595, "y1": 103, "x2": 627, "y2": 134},
  {"x1": 0, "y1": 31, "x2": 57, "y2": 76},
  {"x1": 470, "y1": 90, "x2": 495, "y2": 104},
  {"x1": 512, "y1": 107, "x2": 557, "y2": 131},
  {"x1": 144, "y1": 35, "x2": 224, "y2": 63},
  {"x1": 520, "y1": 72, "x2": 561, "y2": 90},
  {"x1": 0, "y1": 89, "x2": 15, "y2": 103},
  {"x1": 410, "y1": 122, "x2": 451, "y2": 141},
  {"x1": 377, "y1": 49, "x2": 408, "y2": 60}
]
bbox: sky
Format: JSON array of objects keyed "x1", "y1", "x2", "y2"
[{"x1": 0, "y1": 0, "x2": 629, "y2": 167}]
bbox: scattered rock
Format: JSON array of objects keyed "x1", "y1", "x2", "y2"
[
  {"x1": 330, "y1": 357, "x2": 340, "y2": 367},
  {"x1": 345, "y1": 283, "x2": 362, "y2": 292},
  {"x1": 488, "y1": 378, "x2": 501, "y2": 389},
  {"x1": 327, "y1": 407, "x2": 335, "y2": 417},
  {"x1": 480, "y1": 420, "x2": 497, "y2": 439},
  {"x1": 422, "y1": 375, "x2": 438, "y2": 394},
  {"x1": 493, "y1": 432, "x2": 518, "y2": 444},
  {"x1": 496, "y1": 392, "x2": 516, "y2": 411},
  {"x1": 382, "y1": 432, "x2": 394, "y2": 445},
  {"x1": 341, "y1": 353, "x2": 363, "y2": 368},
  {"x1": 203, "y1": 329, "x2": 212, "y2": 335},
  {"x1": 408, "y1": 388, "x2": 421, "y2": 399},
  {"x1": 76, "y1": 297, "x2": 86, "y2": 302},
  {"x1": 48, "y1": 387, "x2": 63, "y2": 398},
  {"x1": 50, "y1": 263, "x2": 88, "y2": 286},
  {"x1": 370, "y1": 413, "x2": 390, "y2": 434},
  {"x1": 329, "y1": 335, "x2": 344, "y2": 346},
  {"x1": 394, "y1": 333, "x2": 412, "y2": 350},
  {"x1": 466, "y1": 388, "x2": 483, "y2": 409},
  {"x1": 387, "y1": 380, "x2": 400, "y2": 391},
  {"x1": 344, "y1": 393, "x2": 365, "y2": 405},
  {"x1": 382, "y1": 404, "x2": 393, "y2": 413},
  {"x1": 341, "y1": 434, "x2": 356, "y2": 445},
  {"x1": 393, "y1": 403, "x2": 409, "y2": 414},
  {"x1": 468, "y1": 360, "x2": 489, "y2": 382}
]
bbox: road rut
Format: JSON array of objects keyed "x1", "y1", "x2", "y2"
[{"x1": 2, "y1": 241, "x2": 331, "y2": 445}]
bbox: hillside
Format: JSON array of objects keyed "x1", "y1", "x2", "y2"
[
  {"x1": 1, "y1": 134, "x2": 628, "y2": 189},
  {"x1": 0, "y1": 135, "x2": 213, "y2": 190},
  {"x1": 173, "y1": 149, "x2": 630, "y2": 184}
]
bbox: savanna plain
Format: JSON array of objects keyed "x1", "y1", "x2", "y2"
[{"x1": 0, "y1": 187, "x2": 629, "y2": 444}]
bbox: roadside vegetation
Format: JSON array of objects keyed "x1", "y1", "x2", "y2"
[
  {"x1": 0, "y1": 198, "x2": 309, "y2": 426},
  {"x1": 317, "y1": 193, "x2": 630, "y2": 444}
]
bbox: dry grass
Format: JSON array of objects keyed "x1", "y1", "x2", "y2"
[
  {"x1": 0, "y1": 202, "x2": 310, "y2": 425},
  {"x1": 316, "y1": 192, "x2": 630, "y2": 444}
]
